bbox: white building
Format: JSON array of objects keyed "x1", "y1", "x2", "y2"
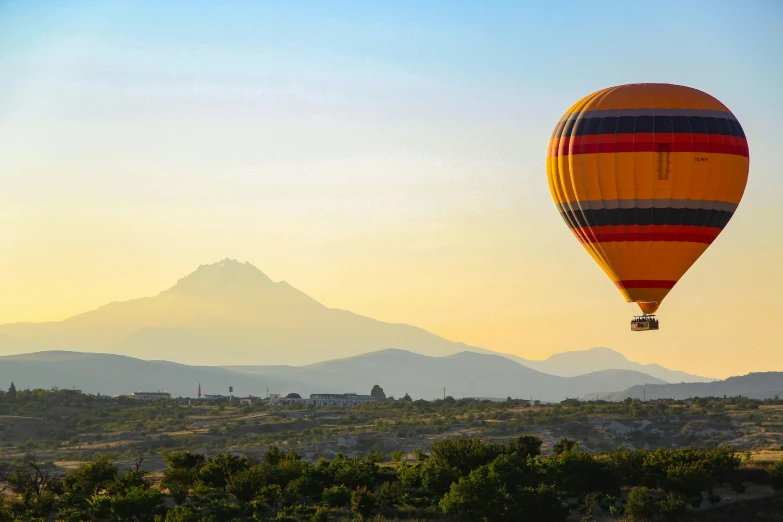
[
  {"x1": 269, "y1": 393, "x2": 376, "y2": 407},
  {"x1": 129, "y1": 391, "x2": 171, "y2": 401}
]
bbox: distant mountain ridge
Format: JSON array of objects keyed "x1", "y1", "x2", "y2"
[
  {"x1": 590, "y1": 372, "x2": 783, "y2": 401},
  {"x1": 508, "y1": 347, "x2": 713, "y2": 383},
  {"x1": 0, "y1": 348, "x2": 669, "y2": 401},
  {"x1": 0, "y1": 259, "x2": 709, "y2": 382}
]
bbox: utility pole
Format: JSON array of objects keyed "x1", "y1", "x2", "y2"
[{"x1": 443, "y1": 387, "x2": 446, "y2": 399}]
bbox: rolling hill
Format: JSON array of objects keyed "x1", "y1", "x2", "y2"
[
  {"x1": 590, "y1": 372, "x2": 783, "y2": 401},
  {"x1": 0, "y1": 349, "x2": 668, "y2": 401},
  {"x1": 510, "y1": 347, "x2": 713, "y2": 383}
]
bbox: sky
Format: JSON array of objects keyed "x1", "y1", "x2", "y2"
[{"x1": 1, "y1": 0, "x2": 782, "y2": 378}]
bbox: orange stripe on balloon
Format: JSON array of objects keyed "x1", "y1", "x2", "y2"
[{"x1": 614, "y1": 280, "x2": 677, "y2": 289}]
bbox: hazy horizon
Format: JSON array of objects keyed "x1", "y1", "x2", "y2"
[{"x1": 2, "y1": 2, "x2": 782, "y2": 378}]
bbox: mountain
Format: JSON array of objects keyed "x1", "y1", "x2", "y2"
[
  {"x1": 507, "y1": 347, "x2": 713, "y2": 383},
  {"x1": 0, "y1": 349, "x2": 668, "y2": 401},
  {"x1": 0, "y1": 259, "x2": 495, "y2": 366},
  {"x1": 0, "y1": 259, "x2": 706, "y2": 383},
  {"x1": 590, "y1": 372, "x2": 783, "y2": 401}
]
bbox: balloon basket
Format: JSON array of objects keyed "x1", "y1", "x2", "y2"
[{"x1": 631, "y1": 315, "x2": 659, "y2": 331}]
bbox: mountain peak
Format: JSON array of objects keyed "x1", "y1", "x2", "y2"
[
  {"x1": 545, "y1": 346, "x2": 630, "y2": 364},
  {"x1": 164, "y1": 259, "x2": 274, "y2": 296}
]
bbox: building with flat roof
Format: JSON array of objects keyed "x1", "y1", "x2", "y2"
[
  {"x1": 129, "y1": 391, "x2": 171, "y2": 400},
  {"x1": 269, "y1": 392, "x2": 376, "y2": 407}
]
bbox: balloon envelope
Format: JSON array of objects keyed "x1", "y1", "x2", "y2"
[{"x1": 547, "y1": 84, "x2": 749, "y2": 314}]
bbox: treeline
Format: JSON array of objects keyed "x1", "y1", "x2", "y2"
[{"x1": 2, "y1": 436, "x2": 782, "y2": 522}]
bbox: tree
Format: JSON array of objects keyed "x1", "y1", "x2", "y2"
[
  {"x1": 226, "y1": 467, "x2": 265, "y2": 502},
  {"x1": 6, "y1": 382, "x2": 15, "y2": 399},
  {"x1": 106, "y1": 486, "x2": 164, "y2": 522},
  {"x1": 6, "y1": 454, "x2": 61, "y2": 517},
  {"x1": 321, "y1": 485, "x2": 351, "y2": 508},
  {"x1": 326, "y1": 454, "x2": 378, "y2": 489},
  {"x1": 506, "y1": 484, "x2": 569, "y2": 522},
  {"x1": 440, "y1": 466, "x2": 507, "y2": 521},
  {"x1": 506, "y1": 435, "x2": 543, "y2": 459},
  {"x1": 198, "y1": 453, "x2": 249, "y2": 489},
  {"x1": 61, "y1": 455, "x2": 118, "y2": 506},
  {"x1": 429, "y1": 437, "x2": 505, "y2": 475},
  {"x1": 163, "y1": 451, "x2": 205, "y2": 471},
  {"x1": 552, "y1": 438, "x2": 579, "y2": 456},
  {"x1": 374, "y1": 481, "x2": 402, "y2": 507}
]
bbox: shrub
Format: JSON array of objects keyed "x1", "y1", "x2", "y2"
[
  {"x1": 351, "y1": 486, "x2": 376, "y2": 519},
  {"x1": 439, "y1": 466, "x2": 506, "y2": 520},
  {"x1": 258, "y1": 484, "x2": 282, "y2": 507},
  {"x1": 310, "y1": 506, "x2": 330, "y2": 522},
  {"x1": 730, "y1": 478, "x2": 746, "y2": 494},
  {"x1": 321, "y1": 485, "x2": 351, "y2": 508},
  {"x1": 374, "y1": 481, "x2": 403, "y2": 507},
  {"x1": 506, "y1": 435, "x2": 543, "y2": 459},
  {"x1": 658, "y1": 492, "x2": 688, "y2": 520},
  {"x1": 552, "y1": 438, "x2": 579, "y2": 456},
  {"x1": 163, "y1": 451, "x2": 205, "y2": 471},
  {"x1": 769, "y1": 460, "x2": 783, "y2": 490},
  {"x1": 625, "y1": 487, "x2": 658, "y2": 522},
  {"x1": 167, "y1": 482, "x2": 189, "y2": 505},
  {"x1": 226, "y1": 467, "x2": 266, "y2": 502}
]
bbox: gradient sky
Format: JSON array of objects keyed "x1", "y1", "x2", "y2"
[{"x1": 1, "y1": 1, "x2": 782, "y2": 378}]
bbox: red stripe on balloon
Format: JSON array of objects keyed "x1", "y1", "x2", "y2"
[
  {"x1": 548, "y1": 134, "x2": 749, "y2": 157},
  {"x1": 572, "y1": 225, "x2": 720, "y2": 244}
]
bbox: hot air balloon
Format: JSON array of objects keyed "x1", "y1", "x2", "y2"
[{"x1": 546, "y1": 84, "x2": 749, "y2": 330}]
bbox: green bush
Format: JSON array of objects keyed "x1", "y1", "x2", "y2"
[
  {"x1": 321, "y1": 485, "x2": 351, "y2": 508},
  {"x1": 163, "y1": 451, "x2": 205, "y2": 471},
  {"x1": 310, "y1": 505, "x2": 331, "y2": 521},
  {"x1": 259, "y1": 484, "x2": 282, "y2": 506},
  {"x1": 226, "y1": 467, "x2": 266, "y2": 502},
  {"x1": 625, "y1": 487, "x2": 658, "y2": 522},
  {"x1": 351, "y1": 486, "x2": 376, "y2": 519},
  {"x1": 658, "y1": 492, "x2": 688, "y2": 520},
  {"x1": 374, "y1": 480, "x2": 403, "y2": 507}
]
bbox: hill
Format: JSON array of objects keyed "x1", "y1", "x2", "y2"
[
  {"x1": 592, "y1": 372, "x2": 783, "y2": 401},
  {"x1": 510, "y1": 347, "x2": 713, "y2": 383},
  {"x1": 0, "y1": 349, "x2": 668, "y2": 401}
]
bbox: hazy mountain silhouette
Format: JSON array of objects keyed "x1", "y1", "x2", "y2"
[
  {"x1": 0, "y1": 259, "x2": 708, "y2": 382},
  {"x1": 0, "y1": 259, "x2": 494, "y2": 365},
  {"x1": 590, "y1": 372, "x2": 783, "y2": 401},
  {"x1": 0, "y1": 349, "x2": 668, "y2": 401},
  {"x1": 509, "y1": 347, "x2": 713, "y2": 383}
]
